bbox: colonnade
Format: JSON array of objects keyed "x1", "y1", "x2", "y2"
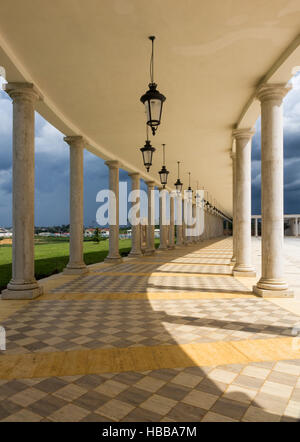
[
  {"x1": 1, "y1": 81, "x2": 293, "y2": 300},
  {"x1": 231, "y1": 83, "x2": 293, "y2": 297}
]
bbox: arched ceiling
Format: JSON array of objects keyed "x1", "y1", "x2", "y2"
[{"x1": 0, "y1": 0, "x2": 300, "y2": 215}]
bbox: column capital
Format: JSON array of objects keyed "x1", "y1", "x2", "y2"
[
  {"x1": 5, "y1": 82, "x2": 42, "y2": 103},
  {"x1": 232, "y1": 128, "x2": 255, "y2": 141},
  {"x1": 256, "y1": 83, "x2": 292, "y2": 103},
  {"x1": 128, "y1": 172, "x2": 140, "y2": 178},
  {"x1": 145, "y1": 180, "x2": 155, "y2": 188},
  {"x1": 105, "y1": 160, "x2": 120, "y2": 169},
  {"x1": 64, "y1": 135, "x2": 85, "y2": 149}
]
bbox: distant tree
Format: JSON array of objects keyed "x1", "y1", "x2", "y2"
[{"x1": 92, "y1": 228, "x2": 100, "y2": 243}]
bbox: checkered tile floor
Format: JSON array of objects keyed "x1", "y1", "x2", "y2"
[
  {"x1": 52, "y1": 274, "x2": 248, "y2": 294},
  {"x1": 2, "y1": 298, "x2": 300, "y2": 355},
  {"x1": 0, "y1": 238, "x2": 299, "y2": 421},
  {"x1": 0, "y1": 360, "x2": 299, "y2": 422},
  {"x1": 90, "y1": 262, "x2": 233, "y2": 275}
]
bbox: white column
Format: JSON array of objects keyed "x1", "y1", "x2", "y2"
[
  {"x1": 105, "y1": 161, "x2": 122, "y2": 263},
  {"x1": 254, "y1": 83, "x2": 293, "y2": 297},
  {"x1": 63, "y1": 136, "x2": 88, "y2": 274},
  {"x1": 145, "y1": 181, "x2": 155, "y2": 254},
  {"x1": 129, "y1": 173, "x2": 142, "y2": 257},
  {"x1": 176, "y1": 192, "x2": 183, "y2": 246},
  {"x1": 255, "y1": 218, "x2": 258, "y2": 237},
  {"x1": 169, "y1": 191, "x2": 176, "y2": 248},
  {"x1": 231, "y1": 152, "x2": 237, "y2": 262},
  {"x1": 233, "y1": 129, "x2": 256, "y2": 277},
  {"x1": 2, "y1": 83, "x2": 42, "y2": 299},
  {"x1": 291, "y1": 218, "x2": 298, "y2": 237},
  {"x1": 159, "y1": 187, "x2": 168, "y2": 250}
]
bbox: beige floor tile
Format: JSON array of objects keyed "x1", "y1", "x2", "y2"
[
  {"x1": 260, "y1": 381, "x2": 293, "y2": 399},
  {"x1": 223, "y1": 385, "x2": 257, "y2": 404},
  {"x1": 49, "y1": 404, "x2": 89, "y2": 422},
  {"x1": 53, "y1": 384, "x2": 87, "y2": 402},
  {"x1": 202, "y1": 411, "x2": 238, "y2": 422},
  {"x1": 208, "y1": 368, "x2": 237, "y2": 384},
  {"x1": 274, "y1": 362, "x2": 300, "y2": 376},
  {"x1": 284, "y1": 400, "x2": 300, "y2": 419},
  {"x1": 183, "y1": 390, "x2": 218, "y2": 410},
  {"x1": 10, "y1": 388, "x2": 47, "y2": 407},
  {"x1": 172, "y1": 372, "x2": 203, "y2": 388},
  {"x1": 95, "y1": 380, "x2": 128, "y2": 397},
  {"x1": 242, "y1": 406, "x2": 281, "y2": 422},
  {"x1": 242, "y1": 366, "x2": 270, "y2": 379},
  {"x1": 2, "y1": 409, "x2": 43, "y2": 422},
  {"x1": 254, "y1": 392, "x2": 288, "y2": 414},
  {"x1": 140, "y1": 394, "x2": 177, "y2": 415},
  {"x1": 96, "y1": 399, "x2": 134, "y2": 420},
  {"x1": 135, "y1": 376, "x2": 166, "y2": 393}
]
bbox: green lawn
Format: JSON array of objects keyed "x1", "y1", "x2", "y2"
[
  {"x1": 0, "y1": 238, "x2": 134, "y2": 292},
  {"x1": 0, "y1": 237, "x2": 161, "y2": 291}
]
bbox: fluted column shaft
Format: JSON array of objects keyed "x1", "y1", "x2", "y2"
[
  {"x1": 105, "y1": 161, "x2": 122, "y2": 263},
  {"x1": 233, "y1": 129, "x2": 256, "y2": 277},
  {"x1": 254, "y1": 83, "x2": 293, "y2": 297},
  {"x1": 2, "y1": 83, "x2": 42, "y2": 299}
]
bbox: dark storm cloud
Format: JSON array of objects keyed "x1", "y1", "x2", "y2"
[
  {"x1": 251, "y1": 73, "x2": 300, "y2": 215},
  {"x1": 1, "y1": 73, "x2": 300, "y2": 226}
]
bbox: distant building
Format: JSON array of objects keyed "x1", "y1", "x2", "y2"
[{"x1": 0, "y1": 228, "x2": 12, "y2": 238}]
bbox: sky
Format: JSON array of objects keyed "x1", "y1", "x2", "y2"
[{"x1": 0, "y1": 73, "x2": 300, "y2": 227}]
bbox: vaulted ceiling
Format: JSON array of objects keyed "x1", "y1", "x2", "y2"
[{"x1": 1, "y1": 0, "x2": 300, "y2": 214}]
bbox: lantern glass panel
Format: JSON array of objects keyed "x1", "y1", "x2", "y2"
[
  {"x1": 145, "y1": 99, "x2": 163, "y2": 127},
  {"x1": 142, "y1": 149, "x2": 153, "y2": 166},
  {"x1": 159, "y1": 171, "x2": 168, "y2": 185}
]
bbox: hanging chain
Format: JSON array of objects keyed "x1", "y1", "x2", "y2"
[{"x1": 149, "y1": 36, "x2": 155, "y2": 84}]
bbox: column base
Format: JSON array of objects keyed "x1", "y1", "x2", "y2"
[
  {"x1": 128, "y1": 251, "x2": 143, "y2": 258},
  {"x1": 144, "y1": 248, "x2": 155, "y2": 256},
  {"x1": 63, "y1": 264, "x2": 88, "y2": 275},
  {"x1": 233, "y1": 264, "x2": 255, "y2": 277},
  {"x1": 104, "y1": 256, "x2": 123, "y2": 264},
  {"x1": 253, "y1": 285, "x2": 294, "y2": 298},
  {"x1": 233, "y1": 270, "x2": 256, "y2": 277},
  {"x1": 1, "y1": 282, "x2": 43, "y2": 300}
]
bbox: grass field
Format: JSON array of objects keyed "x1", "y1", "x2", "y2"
[{"x1": 0, "y1": 237, "x2": 159, "y2": 292}]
